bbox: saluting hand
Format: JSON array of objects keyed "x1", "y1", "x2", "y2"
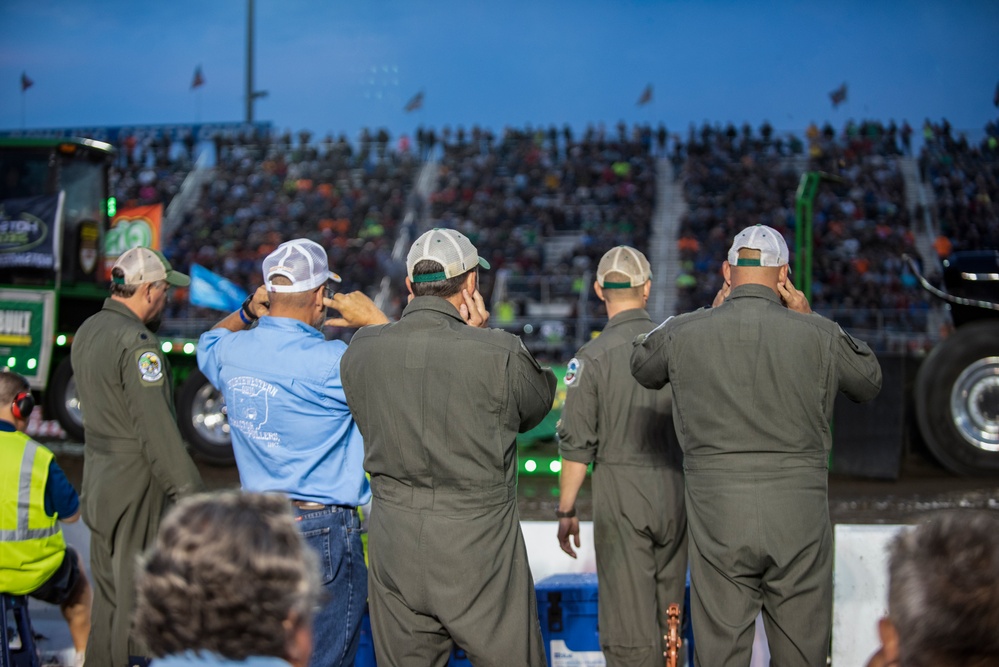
[
  {"x1": 249, "y1": 285, "x2": 270, "y2": 318},
  {"x1": 324, "y1": 291, "x2": 390, "y2": 328},
  {"x1": 557, "y1": 517, "x2": 581, "y2": 559},
  {"x1": 777, "y1": 278, "x2": 812, "y2": 314},
  {"x1": 459, "y1": 288, "x2": 490, "y2": 328},
  {"x1": 712, "y1": 282, "x2": 731, "y2": 307}
]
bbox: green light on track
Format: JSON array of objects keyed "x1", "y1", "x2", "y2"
[{"x1": 524, "y1": 460, "x2": 537, "y2": 473}]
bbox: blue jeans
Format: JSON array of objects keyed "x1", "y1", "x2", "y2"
[{"x1": 293, "y1": 504, "x2": 367, "y2": 667}]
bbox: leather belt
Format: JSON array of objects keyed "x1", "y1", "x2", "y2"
[
  {"x1": 290, "y1": 500, "x2": 355, "y2": 511},
  {"x1": 291, "y1": 500, "x2": 328, "y2": 510}
]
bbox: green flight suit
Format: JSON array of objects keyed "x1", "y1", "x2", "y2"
[
  {"x1": 341, "y1": 297, "x2": 556, "y2": 667},
  {"x1": 558, "y1": 308, "x2": 687, "y2": 667},
  {"x1": 72, "y1": 298, "x2": 204, "y2": 667},
  {"x1": 630, "y1": 285, "x2": 882, "y2": 667}
]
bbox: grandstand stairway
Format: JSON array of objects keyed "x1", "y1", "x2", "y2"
[
  {"x1": 543, "y1": 233, "x2": 585, "y2": 272},
  {"x1": 899, "y1": 157, "x2": 941, "y2": 279},
  {"x1": 648, "y1": 158, "x2": 685, "y2": 322},
  {"x1": 163, "y1": 151, "x2": 213, "y2": 241}
]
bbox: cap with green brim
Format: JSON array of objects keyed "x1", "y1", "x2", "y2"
[
  {"x1": 112, "y1": 247, "x2": 190, "y2": 287},
  {"x1": 407, "y1": 228, "x2": 490, "y2": 283}
]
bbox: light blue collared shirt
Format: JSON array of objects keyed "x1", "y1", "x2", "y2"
[{"x1": 197, "y1": 316, "x2": 370, "y2": 506}]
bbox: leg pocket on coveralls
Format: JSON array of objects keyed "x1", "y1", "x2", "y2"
[{"x1": 301, "y1": 527, "x2": 335, "y2": 585}]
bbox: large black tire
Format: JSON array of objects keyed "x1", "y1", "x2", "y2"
[
  {"x1": 915, "y1": 320, "x2": 999, "y2": 476},
  {"x1": 176, "y1": 369, "x2": 235, "y2": 466},
  {"x1": 48, "y1": 356, "x2": 85, "y2": 442}
]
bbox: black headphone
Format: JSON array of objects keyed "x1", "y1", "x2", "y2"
[{"x1": 12, "y1": 390, "x2": 34, "y2": 420}]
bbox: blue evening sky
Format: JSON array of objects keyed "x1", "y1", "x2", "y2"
[{"x1": 1, "y1": 0, "x2": 997, "y2": 140}]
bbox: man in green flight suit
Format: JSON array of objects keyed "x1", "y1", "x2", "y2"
[
  {"x1": 341, "y1": 228, "x2": 556, "y2": 667},
  {"x1": 631, "y1": 225, "x2": 882, "y2": 666},
  {"x1": 556, "y1": 246, "x2": 687, "y2": 667},
  {"x1": 72, "y1": 246, "x2": 205, "y2": 667}
]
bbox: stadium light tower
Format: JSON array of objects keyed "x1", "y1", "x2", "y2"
[{"x1": 245, "y1": 0, "x2": 268, "y2": 123}]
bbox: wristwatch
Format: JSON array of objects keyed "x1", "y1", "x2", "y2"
[
  {"x1": 239, "y1": 294, "x2": 258, "y2": 324},
  {"x1": 554, "y1": 506, "x2": 576, "y2": 519}
]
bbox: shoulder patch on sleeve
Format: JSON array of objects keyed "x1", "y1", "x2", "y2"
[
  {"x1": 136, "y1": 350, "x2": 165, "y2": 384},
  {"x1": 564, "y1": 357, "x2": 583, "y2": 386}
]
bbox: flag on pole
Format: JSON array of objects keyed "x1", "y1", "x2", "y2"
[
  {"x1": 20, "y1": 72, "x2": 33, "y2": 92},
  {"x1": 404, "y1": 91, "x2": 424, "y2": 112},
  {"x1": 829, "y1": 82, "x2": 847, "y2": 108},
  {"x1": 637, "y1": 84, "x2": 653, "y2": 106},
  {"x1": 191, "y1": 65, "x2": 205, "y2": 90},
  {"x1": 189, "y1": 264, "x2": 248, "y2": 312}
]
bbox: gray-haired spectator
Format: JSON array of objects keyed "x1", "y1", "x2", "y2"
[
  {"x1": 134, "y1": 491, "x2": 321, "y2": 667},
  {"x1": 866, "y1": 511, "x2": 999, "y2": 667}
]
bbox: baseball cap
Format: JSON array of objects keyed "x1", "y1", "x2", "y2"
[
  {"x1": 727, "y1": 224, "x2": 790, "y2": 270},
  {"x1": 596, "y1": 246, "x2": 652, "y2": 288},
  {"x1": 406, "y1": 228, "x2": 490, "y2": 283},
  {"x1": 112, "y1": 247, "x2": 190, "y2": 287},
  {"x1": 262, "y1": 239, "x2": 341, "y2": 293}
]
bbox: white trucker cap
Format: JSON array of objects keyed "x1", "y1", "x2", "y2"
[
  {"x1": 262, "y1": 239, "x2": 341, "y2": 293},
  {"x1": 596, "y1": 246, "x2": 652, "y2": 288},
  {"x1": 406, "y1": 228, "x2": 490, "y2": 283},
  {"x1": 112, "y1": 247, "x2": 190, "y2": 287},
  {"x1": 727, "y1": 224, "x2": 790, "y2": 269}
]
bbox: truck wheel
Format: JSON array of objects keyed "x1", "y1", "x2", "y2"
[
  {"x1": 177, "y1": 369, "x2": 234, "y2": 466},
  {"x1": 915, "y1": 320, "x2": 999, "y2": 476},
  {"x1": 49, "y1": 357, "x2": 85, "y2": 442}
]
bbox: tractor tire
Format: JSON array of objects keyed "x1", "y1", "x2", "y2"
[
  {"x1": 48, "y1": 357, "x2": 84, "y2": 442},
  {"x1": 176, "y1": 369, "x2": 234, "y2": 466},
  {"x1": 914, "y1": 320, "x2": 999, "y2": 476}
]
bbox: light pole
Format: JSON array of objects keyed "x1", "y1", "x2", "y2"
[{"x1": 246, "y1": 0, "x2": 268, "y2": 124}]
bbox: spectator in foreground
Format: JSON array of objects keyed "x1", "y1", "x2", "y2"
[
  {"x1": 134, "y1": 491, "x2": 320, "y2": 667},
  {"x1": 0, "y1": 370, "x2": 91, "y2": 667},
  {"x1": 865, "y1": 511, "x2": 999, "y2": 667}
]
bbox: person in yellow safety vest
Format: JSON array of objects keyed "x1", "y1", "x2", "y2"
[{"x1": 0, "y1": 370, "x2": 92, "y2": 667}]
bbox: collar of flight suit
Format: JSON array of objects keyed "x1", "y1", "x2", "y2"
[
  {"x1": 102, "y1": 297, "x2": 145, "y2": 324},
  {"x1": 727, "y1": 283, "x2": 783, "y2": 305},
  {"x1": 401, "y1": 295, "x2": 465, "y2": 323},
  {"x1": 605, "y1": 308, "x2": 651, "y2": 329}
]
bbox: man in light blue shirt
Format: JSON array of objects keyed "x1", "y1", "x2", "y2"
[{"x1": 197, "y1": 239, "x2": 388, "y2": 667}]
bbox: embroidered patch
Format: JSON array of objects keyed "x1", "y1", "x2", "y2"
[
  {"x1": 564, "y1": 357, "x2": 582, "y2": 386},
  {"x1": 137, "y1": 351, "x2": 164, "y2": 382}
]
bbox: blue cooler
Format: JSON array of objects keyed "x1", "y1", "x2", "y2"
[
  {"x1": 354, "y1": 611, "x2": 376, "y2": 667},
  {"x1": 535, "y1": 573, "x2": 605, "y2": 666}
]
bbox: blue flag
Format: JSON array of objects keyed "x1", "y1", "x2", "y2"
[{"x1": 189, "y1": 264, "x2": 248, "y2": 312}]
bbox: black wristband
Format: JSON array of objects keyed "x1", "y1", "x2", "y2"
[
  {"x1": 555, "y1": 506, "x2": 576, "y2": 519},
  {"x1": 240, "y1": 294, "x2": 258, "y2": 322}
]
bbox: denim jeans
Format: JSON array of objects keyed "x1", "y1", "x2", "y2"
[{"x1": 292, "y1": 504, "x2": 367, "y2": 667}]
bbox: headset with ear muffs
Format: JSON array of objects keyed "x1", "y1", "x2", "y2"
[{"x1": 12, "y1": 390, "x2": 35, "y2": 420}]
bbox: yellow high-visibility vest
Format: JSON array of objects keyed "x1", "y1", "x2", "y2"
[{"x1": 0, "y1": 431, "x2": 67, "y2": 595}]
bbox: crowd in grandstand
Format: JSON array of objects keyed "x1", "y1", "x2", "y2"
[{"x1": 106, "y1": 115, "x2": 998, "y2": 353}]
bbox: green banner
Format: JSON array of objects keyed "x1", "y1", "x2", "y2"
[
  {"x1": 0, "y1": 297, "x2": 46, "y2": 380},
  {"x1": 517, "y1": 364, "x2": 567, "y2": 446}
]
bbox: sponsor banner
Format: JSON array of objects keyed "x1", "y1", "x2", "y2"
[
  {"x1": 103, "y1": 204, "x2": 162, "y2": 279},
  {"x1": 0, "y1": 121, "x2": 272, "y2": 145},
  {"x1": 0, "y1": 290, "x2": 54, "y2": 386},
  {"x1": 0, "y1": 194, "x2": 63, "y2": 271}
]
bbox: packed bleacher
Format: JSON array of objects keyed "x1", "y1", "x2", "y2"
[{"x1": 105, "y1": 115, "x2": 999, "y2": 355}]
